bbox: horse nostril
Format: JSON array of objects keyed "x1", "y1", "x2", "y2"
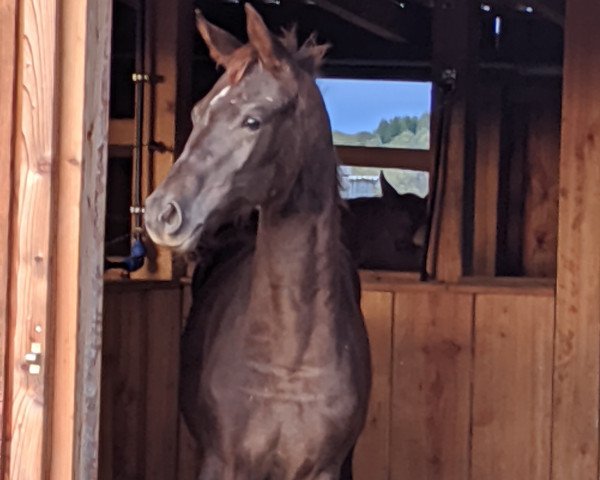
[{"x1": 158, "y1": 201, "x2": 183, "y2": 235}]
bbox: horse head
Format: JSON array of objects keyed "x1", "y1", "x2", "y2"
[{"x1": 144, "y1": 5, "x2": 332, "y2": 252}]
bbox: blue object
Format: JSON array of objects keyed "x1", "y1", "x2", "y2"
[{"x1": 104, "y1": 238, "x2": 146, "y2": 272}]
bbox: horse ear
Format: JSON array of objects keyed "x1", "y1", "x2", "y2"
[
  {"x1": 380, "y1": 173, "x2": 398, "y2": 199},
  {"x1": 245, "y1": 3, "x2": 280, "y2": 70},
  {"x1": 196, "y1": 9, "x2": 242, "y2": 67}
]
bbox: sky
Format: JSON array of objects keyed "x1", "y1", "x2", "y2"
[{"x1": 315, "y1": 78, "x2": 432, "y2": 135}]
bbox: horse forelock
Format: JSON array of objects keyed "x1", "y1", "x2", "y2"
[{"x1": 222, "y1": 28, "x2": 329, "y2": 85}]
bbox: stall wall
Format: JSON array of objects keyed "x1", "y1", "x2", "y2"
[
  {"x1": 100, "y1": 282, "x2": 182, "y2": 480},
  {"x1": 354, "y1": 281, "x2": 554, "y2": 480},
  {"x1": 99, "y1": 278, "x2": 555, "y2": 480}
]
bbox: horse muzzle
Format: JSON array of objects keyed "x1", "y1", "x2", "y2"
[{"x1": 144, "y1": 193, "x2": 195, "y2": 250}]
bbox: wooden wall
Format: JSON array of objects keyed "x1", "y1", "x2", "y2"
[
  {"x1": 474, "y1": 78, "x2": 561, "y2": 279},
  {"x1": 100, "y1": 277, "x2": 556, "y2": 480},
  {"x1": 100, "y1": 281, "x2": 182, "y2": 480},
  {"x1": 354, "y1": 276, "x2": 555, "y2": 480}
]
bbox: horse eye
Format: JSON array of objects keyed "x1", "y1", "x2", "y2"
[{"x1": 242, "y1": 116, "x2": 261, "y2": 131}]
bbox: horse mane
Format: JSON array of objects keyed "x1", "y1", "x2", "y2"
[{"x1": 224, "y1": 27, "x2": 330, "y2": 84}]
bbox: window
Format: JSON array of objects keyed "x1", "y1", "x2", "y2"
[
  {"x1": 318, "y1": 77, "x2": 432, "y2": 272},
  {"x1": 339, "y1": 166, "x2": 429, "y2": 199},
  {"x1": 316, "y1": 78, "x2": 432, "y2": 150}
]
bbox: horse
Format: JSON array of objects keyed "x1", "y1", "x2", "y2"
[
  {"x1": 144, "y1": 5, "x2": 371, "y2": 480},
  {"x1": 343, "y1": 173, "x2": 427, "y2": 271}
]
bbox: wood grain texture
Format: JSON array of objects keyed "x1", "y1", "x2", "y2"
[
  {"x1": 101, "y1": 290, "x2": 147, "y2": 479},
  {"x1": 473, "y1": 83, "x2": 502, "y2": 276},
  {"x1": 71, "y1": 1, "x2": 113, "y2": 476},
  {"x1": 353, "y1": 292, "x2": 393, "y2": 480},
  {"x1": 49, "y1": 0, "x2": 113, "y2": 477},
  {"x1": 5, "y1": 0, "x2": 58, "y2": 477},
  {"x1": 133, "y1": 0, "x2": 181, "y2": 280},
  {"x1": 0, "y1": 0, "x2": 19, "y2": 469},
  {"x1": 471, "y1": 294, "x2": 553, "y2": 479},
  {"x1": 553, "y1": 0, "x2": 600, "y2": 477},
  {"x1": 99, "y1": 285, "x2": 183, "y2": 480},
  {"x1": 145, "y1": 289, "x2": 180, "y2": 480},
  {"x1": 522, "y1": 87, "x2": 560, "y2": 277},
  {"x1": 390, "y1": 292, "x2": 472, "y2": 479}
]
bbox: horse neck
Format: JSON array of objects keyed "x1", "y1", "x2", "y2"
[{"x1": 246, "y1": 150, "x2": 342, "y2": 368}]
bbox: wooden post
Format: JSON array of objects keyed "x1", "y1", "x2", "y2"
[
  {"x1": 553, "y1": 0, "x2": 600, "y2": 478},
  {"x1": 132, "y1": 0, "x2": 194, "y2": 280},
  {"x1": 1, "y1": 0, "x2": 112, "y2": 478},
  {"x1": 430, "y1": 0, "x2": 479, "y2": 282},
  {"x1": 51, "y1": 0, "x2": 113, "y2": 478},
  {"x1": 0, "y1": 0, "x2": 19, "y2": 466},
  {"x1": 472, "y1": 82, "x2": 502, "y2": 276}
]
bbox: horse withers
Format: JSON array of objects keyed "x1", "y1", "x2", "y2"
[{"x1": 144, "y1": 6, "x2": 371, "y2": 480}]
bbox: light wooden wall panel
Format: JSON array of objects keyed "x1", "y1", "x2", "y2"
[
  {"x1": 471, "y1": 294, "x2": 554, "y2": 480},
  {"x1": 553, "y1": 0, "x2": 600, "y2": 476},
  {"x1": 522, "y1": 88, "x2": 560, "y2": 278},
  {"x1": 4, "y1": 0, "x2": 58, "y2": 477},
  {"x1": 390, "y1": 291, "x2": 473, "y2": 480},
  {"x1": 353, "y1": 292, "x2": 393, "y2": 480}
]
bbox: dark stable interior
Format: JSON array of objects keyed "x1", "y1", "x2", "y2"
[{"x1": 106, "y1": 0, "x2": 563, "y2": 276}]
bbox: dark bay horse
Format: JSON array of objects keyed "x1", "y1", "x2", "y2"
[
  {"x1": 144, "y1": 5, "x2": 371, "y2": 479},
  {"x1": 343, "y1": 174, "x2": 427, "y2": 271}
]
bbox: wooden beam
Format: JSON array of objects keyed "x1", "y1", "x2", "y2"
[
  {"x1": 50, "y1": 0, "x2": 112, "y2": 478},
  {"x1": 553, "y1": 0, "x2": 600, "y2": 477},
  {"x1": 337, "y1": 147, "x2": 431, "y2": 172},
  {"x1": 309, "y1": 0, "x2": 407, "y2": 43},
  {"x1": 108, "y1": 119, "x2": 135, "y2": 146},
  {"x1": 133, "y1": 0, "x2": 194, "y2": 280},
  {"x1": 472, "y1": 83, "x2": 502, "y2": 276},
  {"x1": 430, "y1": 0, "x2": 480, "y2": 281},
  {"x1": 0, "y1": 0, "x2": 19, "y2": 472},
  {"x1": 1, "y1": 0, "x2": 110, "y2": 476}
]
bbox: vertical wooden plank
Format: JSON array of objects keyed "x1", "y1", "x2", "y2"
[
  {"x1": 0, "y1": 0, "x2": 19, "y2": 467},
  {"x1": 134, "y1": 0, "x2": 192, "y2": 280},
  {"x1": 431, "y1": 0, "x2": 479, "y2": 281},
  {"x1": 51, "y1": 0, "x2": 112, "y2": 477},
  {"x1": 4, "y1": 0, "x2": 58, "y2": 477},
  {"x1": 114, "y1": 290, "x2": 147, "y2": 479},
  {"x1": 553, "y1": 0, "x2": 600, "y2": 478},
  {"x1": 145, "y1": 288, "x2": 181, "y2": 480},
  {"x1": 473, "y1": 83, "x2": 502, "y2": 276},
  {"x1": 390, "y1": 292, "x2": 473, "y2": 480},
  {"x1": 522, "y1": 88, "x2": 560, "y2": 277},
  {"x1": 98, "y1": 292, "x2": 121, "y2": 480},
  {"x1": 471, "y1": 294, "x2": 554, "y2": 479},
  {"x1": 496, "y1": 96, "x2": 528, "y2": 276},
  {"x1": 353, "y1": 291, "x2": 393, "y2": 480}
]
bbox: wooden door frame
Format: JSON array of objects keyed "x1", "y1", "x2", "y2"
[{"x1": 1, "y1": 0, "x2": 112, "y2": 478}]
